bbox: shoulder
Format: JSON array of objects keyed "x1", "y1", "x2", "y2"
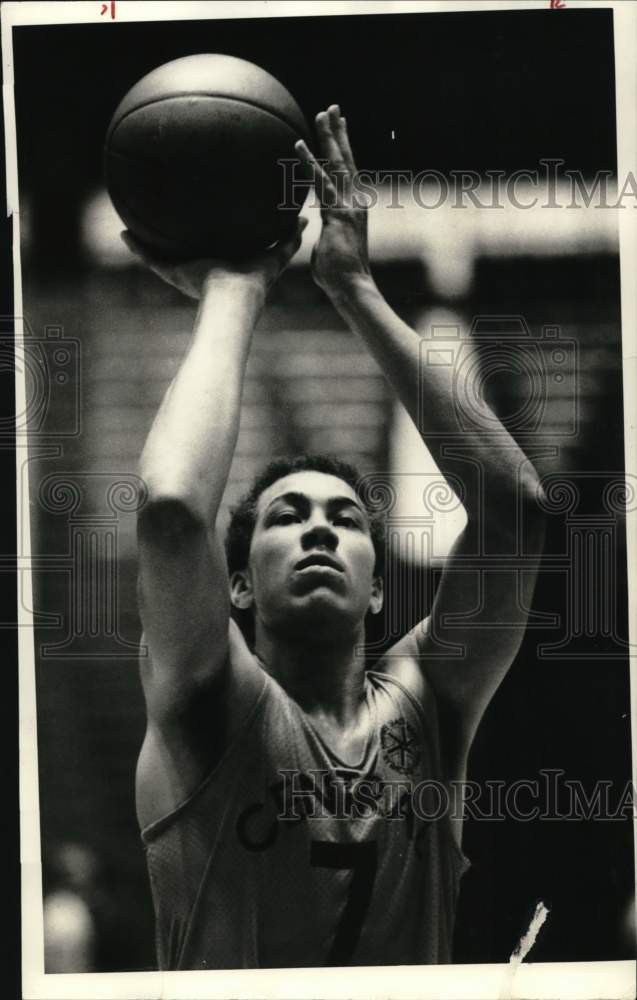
[
  {"x1": 367, "y1": 640, "x2": 439, "y2": 759},
  {"x1": 136, "y1": 619, "x2": 269, "y2": 830},
  {"x1": 371, "y1": 629, "x2": 472, "y2": 857},
  {"x1": 139, "y1": 617, "x2": 266, "y2": 720},
  {"x1": 371, "y1": 621, "x2": 433, "y2": 707},
  {"x1": 371, "y1": 623, "x2": 472, "y2": 787}
]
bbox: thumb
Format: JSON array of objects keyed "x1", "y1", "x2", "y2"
[
  {"x1": 120, "y1": 230, "x2": 140, "y2": 255},
  {"x1": 294, "y1": 215, "x2": 310, "y2": 240},
  {"x1": 276, "y1": 215, "x2": 309, "y2": 262},
  {"x1": 120, "y1": 230, "x2": 153, "y2": 266}
]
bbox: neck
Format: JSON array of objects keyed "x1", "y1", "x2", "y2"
[{"x1": 254, "y1": 619, "x2": 367, "y2": 726}]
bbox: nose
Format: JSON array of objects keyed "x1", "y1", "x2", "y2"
[{"x1": 301, "y1": 516, "x2": 338, "y2": 552}]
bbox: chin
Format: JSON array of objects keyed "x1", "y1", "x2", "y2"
[{"x1": 270, "y1": 596, "x2": 363, "y2": 642}]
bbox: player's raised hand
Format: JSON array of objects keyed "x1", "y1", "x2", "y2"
[
  {"x1": 121, "y1": 216, "x2": 308, "y2": 301},
  {"x1": 295, "y1": 106, "x2": 372, "y2": 299}
]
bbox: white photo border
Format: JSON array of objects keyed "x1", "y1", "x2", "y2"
[{"x1": 3, "y1": 2, "x2": 635, "y2": 998}]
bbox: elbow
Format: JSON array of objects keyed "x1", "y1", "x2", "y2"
[
  {"x1": 498, "y1": 466, "x2": 546, "y2": 522},
  {"x1": 137, "y1": 494, "x2": 207, "y2": 547},
  {"x1": 476, "y1": 469, "x2": 546, "y2": 549},
  {"x1": 137, "y1": 457, "x2": 210, "y2": 534}
]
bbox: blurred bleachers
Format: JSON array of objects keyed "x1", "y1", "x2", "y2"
[{"x1": 23, "y1": 183, "x2": 633, "y2": 970}]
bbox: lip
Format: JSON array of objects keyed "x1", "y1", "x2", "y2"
[{"x1": 295, "y1": 553, "x2": 344, "y2": 573}]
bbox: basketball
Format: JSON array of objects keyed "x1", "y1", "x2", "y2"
[{"x1": 104, "y1": 54, "x2": 310, "y2": 259}]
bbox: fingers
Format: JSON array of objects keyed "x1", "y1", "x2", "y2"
[
  {"x1": 288, "y1": 214, "x2": 309, "y2": 250},
  {"x1": 330, "y1": 108, "x2": 357, "y2": 174},
  {"x1": 316, "y1": 105, "x2": 357, "y2": 175},
  {"x1": 120, "y1": 230, "x2": 145, "y2": 259},
  {"x1": 284, "y1": 214, "x2": 309, "y2": 249},
  {"x1": 315, "y1": 106, "x2": 346, "y2": 173},
  {"x1": 120, "y1": 230, "x2": 165, "y2": 271},
  {"x1": 295, "y1": 138, "x2": 339, "y2": 209},
  {"x1": 271, "y1": 215, "x2": 307, "y2": 256},
  {"x1": 295, "y1": 106, "x2": 359, "y2": 215},
  {"x1": 269, "y1": 215, "x2": 309, "y2": 277}
]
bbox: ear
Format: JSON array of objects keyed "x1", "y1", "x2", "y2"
[
  {"x1": 369, "y1": 575, "x2": 384, "y2": 616},
  {"x1": 230, "y1": 569, "x2": 254, "y2": 611}
]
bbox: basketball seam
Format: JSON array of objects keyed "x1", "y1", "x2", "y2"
[{"x1": 107, "y1": 93, "x2": 308, "y2": 146}]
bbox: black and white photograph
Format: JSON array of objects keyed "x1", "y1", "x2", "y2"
[{"x1": 4, "y1": 1, "x2": 636, "y2": 997}]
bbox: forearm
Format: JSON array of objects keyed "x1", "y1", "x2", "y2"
[
  {"x1": 329, "y1": 276, "x2": 541, "y2": 527},
  {"x1": 140, "y1": 272, "x2": 266, "y2": 525}
]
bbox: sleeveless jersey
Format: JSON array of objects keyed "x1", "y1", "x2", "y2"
[{"x1": 140, "y1": 667, "x2": 471, "y2": 969}]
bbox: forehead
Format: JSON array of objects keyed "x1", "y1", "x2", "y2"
[{"x1": 256, "y1": 470, "x2": 360, "y2": 516}]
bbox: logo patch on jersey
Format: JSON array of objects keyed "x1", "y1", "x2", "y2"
[{"x1": 380, "y1": 717, "x2": 421, "y2": 775}]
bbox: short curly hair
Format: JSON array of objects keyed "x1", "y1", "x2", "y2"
[{"x1": 225, "y1": 453, "x2": 386, "y2": 578}]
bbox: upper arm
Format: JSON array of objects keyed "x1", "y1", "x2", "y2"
[
  {"x1": 135, "y1": 499, "x2": 266, "y2": 827},
  {"x1": 383, "y1": 503, "x2": 545, "y2": 765},
  {"x1": 136, "y1": 498, "x2": 231, "y2": 716}
]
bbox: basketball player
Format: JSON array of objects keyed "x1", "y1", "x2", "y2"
[{"x1": 126, "y1": 106, "x2": 546, "y2": 969}]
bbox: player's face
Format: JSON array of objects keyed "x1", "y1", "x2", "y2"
[{"x1": 234, "y1": 471, "x2": 383, "y2": 635}]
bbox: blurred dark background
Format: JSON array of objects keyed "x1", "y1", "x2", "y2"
[
  {"x1": 12, "y1": 6, "x2": 634, "y2": 971},
  {"x1": 15, "y1": 8, "x2": 618, "y2": 277}
]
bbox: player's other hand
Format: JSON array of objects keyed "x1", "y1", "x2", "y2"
[
  {"x1": 120, "y1": 217, "x2": 308, "y2": 301},
  {"x1": 295, "y1": 106, "x2": 373, "y2": 300}
]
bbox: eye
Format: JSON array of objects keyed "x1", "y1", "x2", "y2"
[
  {"x1": 334, "y1": 514, "x2": 358, "y2": 528},
  {"x1": 275, "y1": 511, "x2": 302, "y2": 525}
]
